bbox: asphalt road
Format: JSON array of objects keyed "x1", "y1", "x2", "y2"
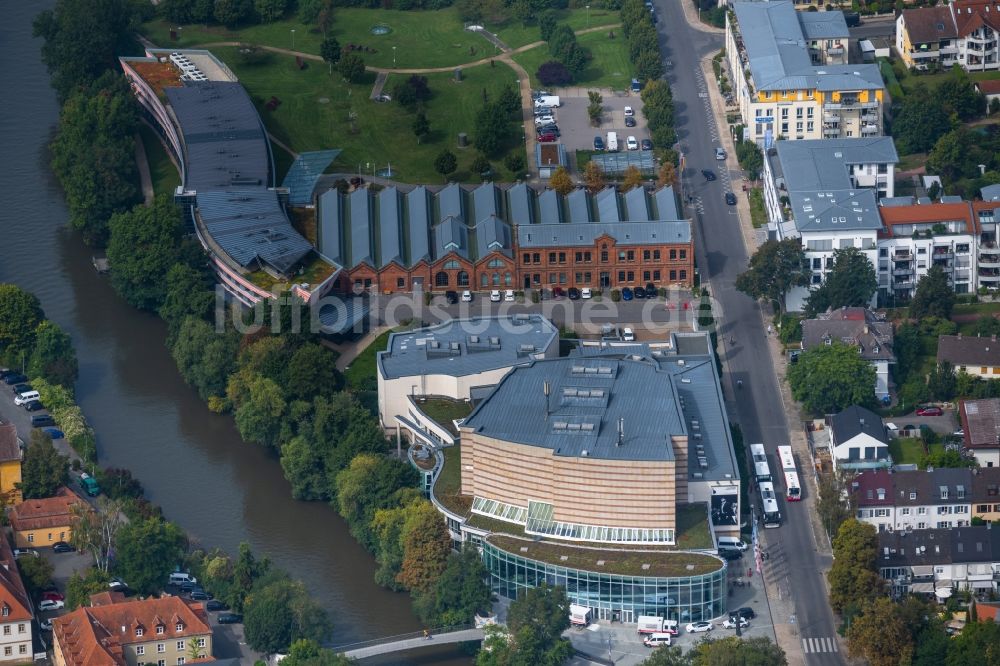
[{"x1": 651, "y1": 4, "x2": 844, "y2": 664}]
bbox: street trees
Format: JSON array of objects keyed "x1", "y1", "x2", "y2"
[
  {"x1": 27, "y1": 320, "x2": 78, "y2": 388},
  {"x1": 434, "y1": 150, "x2": 458, "y2": 178},
  {"x1": 244, "y1": 579, "x2": 332, "y2": 654},
  {"x1": 657, "y1": 162, "x2": 677, "y2": 188},
  {"x1": 549, "y1": 167, "x2": 574, "y2": 195},
  {"x1": 827, "y1": 519, "x2": 883, "y2": 615},
  {"x1": 788, "y1": 342, "x2": 877, "y2": 414},
  {"x1": 71, "y1": 497, "x2": 126, "y2": 573},
  {"x1": 320, "y1": 36, "x2": 341, "y2": 70},
  {"x1": 736, "y1": 238, "x2": 810, "y2": 314},
  {"x1": 687, "y1": 637, "x2": 787, "y2": 665},
  {"x1": 0, "y1": 284, "x2": 45, "y2": 364},
  {"x1": 847, "y1": 597, "x2": 915, "y2": 666},
  {"x1": 18, "y1": 430, "x2": 69, "y2": 500},
  {"x1": 804, "y1": 247, "x2": 877, "y2": 316},
  {"x1": 640, "y1": 80, "x2": 676, "y2": 150},
  {"x1": 114, "y1": 517, "x2": 187, "y2": 595}
]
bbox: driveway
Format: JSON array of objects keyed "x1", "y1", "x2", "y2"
[
  {"x1": 886, "y1": 409, "x2": 961, "y2": 436},
  {"x1": 0, "y1": 379, "x2": 81, "y2": 464}
]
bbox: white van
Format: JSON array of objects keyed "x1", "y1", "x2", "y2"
[
  {"x1": 718, "y1": 536, "x2": 748, "y2": 552},
  {"x1": 606, "y1": 131, "x2": 619, "y2": 152},
  {"x1": 168, "y1": 572, "x2": 197, "y2": 586},
  {"x1": 14, "y1": 391, "x2": 39, "y2": 406},
  {"x1": 643, "y1": 632, "x2": 672, "y2": 647},
  {"x1": 662, "y1": 620, "x2": 679, "y2": 635}
]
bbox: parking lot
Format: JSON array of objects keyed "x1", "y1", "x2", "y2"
[{"x1": 536, "y1": 89, "x2": 653, "y2": 153}]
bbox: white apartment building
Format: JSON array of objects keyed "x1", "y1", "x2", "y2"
[
  {"x1": 853, "y1": 468, "x2": 975, "y2": 533},
  {"x1": 726, "y1": 2, "x2": 884, "y2": 143},
  {"x1": 896, "y1": 0, "x2": 1000, "y2": 72},
  {"x1": 879, "y1": 526, "x2": 1000, "y2": 599}
]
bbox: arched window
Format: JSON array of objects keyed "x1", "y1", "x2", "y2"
[
  {"x1": 481, "y1": 273, "x2": 489, "y2": 287},
  {"x1": 458, "y1": 271, "x2": 470, "y2": 287},
  {"x1": 492, "y1": 272, "x2": 500, "y2": 286},
  {"x1": 488, "y1": 258, "x2": 505, "y2": 268},
  {"x1": 435, "y1": 271, "x2": 449, "y2": 287},
  {"x1": 443, "y1": 260, "x2": 460, "y2": 270},
  {"x1": 504, "y1": 272, "x2": 512, "y2": 285}
]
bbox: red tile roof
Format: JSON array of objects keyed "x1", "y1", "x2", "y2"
[
  {"x1": 977, "y1": 80, "x2": 1000, "y2": 95},
  {"x1": 901, "y1": 6, "x2": 958, "y2": 43},
  {"x1": 9, "y1": 486, "x2": 88, "y2": 532},
  {"x1": 0, "y1": 534, "x2": 33, "y2": 623},
  {"x1": 850, "y1": 469, "x2": 896, "y2": 507},
  {"x1": 952, "y1": 0, "x2": 1000, "y2": 37},
  {"x1": 0, "y1": 423, "x2": 20, "y2": 463},
  {"x1": 53, "y1": 596, "x2": 211, "y2": 666},
  {"x1": 879, "y1": 201, "x2": 978, "y2": 235}
]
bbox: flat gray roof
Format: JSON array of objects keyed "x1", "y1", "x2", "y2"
[
  {"x1": 798, "y1": 11, "x2": 849, "y2": 40},
  {"x1": 519, "y1": 220, "x2": 691, "y2": 248},
  {"x1": 377, "y1": 315, "x2": 559, "y2": 380}
]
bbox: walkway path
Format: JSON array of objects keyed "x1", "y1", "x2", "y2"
[
  {"x1": 369, "y1": 71, "x2": 389, "y2": 100},
  {"x1": 326, "y1": 324, "x2": 389, "y2": 372},
  {"x1": 133, "y1": 130, "x2": 154, "y2": 205},
  {"x1": 336, "y1": 628, "x2": 484, "y2": 659}
]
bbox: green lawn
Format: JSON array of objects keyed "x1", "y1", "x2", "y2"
[
  {"x1": 412, "y1": 397, "x2": 473, "y2": 436},
  {"x1": 896, "y1": 67, "x2": 1000, "y2": 96},
  {"x1": 433, "y1": 444, "x2": 472, "y2": 516},
  {"x1": 138, "y1": 123, "x2": 180, "y2": 197},
  {"x1": 674, "y1": 504, "x2": 713, "y2": 550},
  {"x1": 213, "y1": 46, "x2": 522, "y2": 182},
  {"x1": 889, "y1": 437, "x2": 926, "y2": 466},
  {"x1": 954, "y1": 302, "x2": 1000, "y2": 316},
  {"x1": 513, "y1": 28, "x2": 632, "y2": 90},
  {"x1": 495, "y1": 8, "x2": 619, "y2": 49},
  {"x1": 749, "y1": 188, "x2": 767, "y2": 228},
  {"x1": 344, "y1": 328, "x2": 394, "y2": 391}
]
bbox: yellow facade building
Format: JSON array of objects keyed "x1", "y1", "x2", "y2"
[
  {"x1": 0, "y1": 424, "x2": 22, "y2": 504},
  {"x1": 9, "y1": 486, "x2": 87, "y2": 549}
]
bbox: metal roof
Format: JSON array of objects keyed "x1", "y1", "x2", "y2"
[
  {"x1": 316, "y1": 188, "x2": 343, "y2": 264},
  {"x1": 519, "y1": 221, "x2": 691, "y2": 248},
  {"x1": 589, "y1": 152, "x2": 656, "y2": 176},
  {"x1": 475, "y1": 216, "x2": 512, "y2": 258},
  {"x1": 654, "y1": 186, "x2": 679, "y2": 220},
  {"x1": 624, "y1": 187, "x2": 650, "y2": 221},
  {"x1": 407, "y1": 187, "x2": 433, "y2": 266},
  {"x1": 538, "y1": 189, "x2": 563, "y2": 224},
  {"x1": 435, "y1": 215, "x2": 468, "y2": 259},
  {"x1": 438, "y1": 183, "x2": 464, "y2": 223},
  {"x1": 281, "y1": 150, "x2": 340, "y2": 206},
  {"x1": 567, "y1": 189, "x2": 591, "y2": 223},
  {"x1": 595, "y1": 187, "x2": 621, "y2": 223},
  {"x1": 472, "y1": 183, "x2": 499, "y2": 222},
  {"x1": 377, "y1": 315, "x2": 559, "y2": 380},
  {"x1": 348, "y1": 187, "x2": 373, "y2": 267},
  {"x1": 378, "y1": 187, "x2": 404, "y2": 268},
  {"x1": 797, "y1": 11, "x2": 849, "y2": 40},
  {"x1": 507, "y1": 183, "x2": 535, "y2": 225},
  {"x1": 318, "y1": 296, "x2": 371, "y2": 335}
]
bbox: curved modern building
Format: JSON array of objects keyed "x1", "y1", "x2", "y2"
[{"x1": 120, "y1": 49, "x2": 339, "y2": 306}]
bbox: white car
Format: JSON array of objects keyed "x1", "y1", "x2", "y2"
[
  {"x1": 38, "y1": 600, "x2": 64, "y2": 612},
  {"x1": 490, "y1": 290, "x2": 501, "y2": 302},
  {"x1": 534, "y1": 114, "x2": 555, "y2": 126},
  {"x1": 686, "y1": 621, "x2": 713, "y2": 633},
  {"x1": 13, "y1": 549, "x2": 38, "y2": 559},
  {"x1": 722, "y1": 617, "x2": 749, "y2": 629},
  {"x1": 13, "y1": 395, "x2": 35, "y2": 406},
  {"x1": 626, "y1": 135, "x2": 639, "y2": 151},
  {"x1": 461, "y1": 290, "x2": 473, "y2": 302},
  {"x1": 624, "y1": 105, "x2": 635, "y2": 117},
  {"x1": 581, "y1": 287, "x2": 592, "y2": 299},
  {"x1": 39, "y1": 618, "x2": 53, "y2": 631},
  {"x1": 504, "y1": 289, "x2": 515, "y2": 302},
  {"x1": 622, "y1": 327, "x2": 635, "y2": 342}
]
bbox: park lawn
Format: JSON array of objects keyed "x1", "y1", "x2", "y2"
[
  {"x1": 749, "y1": 188, "x2": 767, "y2": 228},
  {"x1": 344, "y1": 327, "x2": 394, "y2": 391},
  {"x1": 212, "y1": 46, "x2": 521, "y2": 182},
  {"x1": 495, "y1": 8, "x2": 620, "y2": 49},
  {"x1": 141, "y1": 16, "x2": 325, "y2": 54},
  {"x1": 889, "y1": 437, "x2": 926, "y2": 466},
  {"x1": 953, "y1": 302, "x2": 1000, "y2": 317},
  {"x1": 513, "y1": 29, "x2": 632, "y2": 90},
  {"x1": 897, "y1": 67, "x2": 1000, "y2": 96},
  {"x1": 138, "y1": 123, "x2": 180, "y2": 197}
]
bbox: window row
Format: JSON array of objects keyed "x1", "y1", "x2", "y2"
[{"x1": 521, "y1": 249, "x2": 686, "y2": 265}]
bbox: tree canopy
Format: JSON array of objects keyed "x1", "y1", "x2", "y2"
[
  {"x1": 804, "y1": 247, "x2": 877, "y2": 316},
  {"x1": 18, "y1": 430, "x2": 69, "y2": 500},
  {"x1": 0, "y1": 284, "x2": 45, "y2": 364},
  {"x1": 788, "y1": 342, "x2": 876, "y2": 414},
  {"x1": 114, "y1": 517, "x2": 187, "y2": 595},
  {"x1": 847, "y1": 597, "x2": 914, "y2": 666},
  {"x1": 27, "y1": 320, "x2": 78, "y2": 388},
  {"x1": 827, "y1": 518, "x2": 883, "y2": 614},
  {"x1": 244, "y1": 578, "x2": 332, "y2": 654},
  {"x1": 736, "y1": 239, "x2": 810, "y2": 313}
]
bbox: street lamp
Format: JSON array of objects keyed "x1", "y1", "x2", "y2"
[
  {"x1": 291, "y1": 29, "x2": 296, "y2": 51},
  {"x1": 392, "y1": 46, "x2": 397, "y2": 68},
  {"x1": 586, "y1": 5, "x2": 590, "y2": 28}
]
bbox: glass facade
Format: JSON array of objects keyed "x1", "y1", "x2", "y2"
[{"x1": 482, "y1": 541, "x2": 727, "y2": 624}]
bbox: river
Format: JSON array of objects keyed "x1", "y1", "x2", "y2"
[{"x1": 0, "y1": 3, "x2": 468, "y2": 662}]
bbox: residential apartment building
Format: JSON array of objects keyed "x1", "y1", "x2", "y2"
[
  {"x1": 937, "y1": 333, "x2": 1000, "y2": 378},
  {"x1": 761, "y1": 137, "x2": 898, "y2": 310},
  {"x1": 829, "y1": 405, "x2": 892, "y2": 471},
  {"x1": 8, "y1": 487, "x2": 89, "y2": 549},
  {"x1": 852, "y1": 468, "x2": 980, "y2": 532},
  {"x1": 896, "y1": 0, "x2": 1000, "y2": 71},
  {"x1": 0, "y1": 424, "x2": 21, "y2": 504},
  {"x1": 878, "y1": 525, "x2": 1000, "y2": 598},
  {"x1": 726, "y1": 2, "x2": 884, "y2": 143},
  {"x1": 801, "y1": 309, "x2": 895, "y2": 399},
  {"x1": 52, "y1": 592, "x2": 212, "y2": 666},
  {"x1": 960, "y1": 398, "x2": 1000, "y2": 467},
  {"x1": 316, "y1": 183, "x2": 693, "y2": 294},
  {"x1": 0, "y1": 537, "x2": 33, "y2": 662}
]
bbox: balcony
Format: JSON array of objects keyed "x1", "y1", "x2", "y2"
[
  {"x1": 893, "y1": 267, "x2": 914, "y2": 276},
  {"x1": 933, "y1": 249, "x2": 954, "y2": 259},
  {"x1": 823, "y1": 127, "x2": 841, "y2": 137},
  {"x1": 862, "y1": 112, "x2": 880, "y2": 123},
  {"x1": 861, "y1": 124, "x2": 879, "y2": 135},
  {"x1": 893, "y1": 250, "x2": 912, "y2": 260},
  {"x1": 894, "y1": 280, "x2": 915, "y2": 290},
  {"x1": 980, "y1": 255, "x2": 1000, "y2": 268},
  {"x1": 823, "y1": 112, "x2": 840, "y2": 122}
]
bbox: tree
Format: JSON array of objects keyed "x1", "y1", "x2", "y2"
[
  {"x1": 434, "y1": 150, "x2": 457, "y2": 177},
  {"x1": 320, "y1": 36, "x2": 341, "y2": 71},
  {"x1": 804, "y1": 247, "x2": 877, "y2": 316},
  {"x1": 816, "y1": 472, "x2": 853, "y2": 539},
  {"x1": 230, "y1": 542, "x2": 271, "y2": 612},
  {"x1": 171, "y1": 317, "x2": 240, "y2": 401},
  {"x1": 788, "y1": 342, "x2": 877, "y2": 414},
  {"x1": 0, "y1": 284, "x2": 45, "y2": 363},
  {"x1": 921, "y1": 447, "x2": 975, "y2": 469},
  {"x1": 635, "y1": 48, "x2": 665, "y2": 83},
  {"x1": 549, "y1": 167, "x2": 574, "y2": 195},
  {"x1": 910, "y1": 265, "x2": 955, "y2": 320},
  {"x1": 114, "y1": 517, "x2": 187, "y2": 595},
  {"x1": 244, "y1": 580, "x2": 332, "y2": 654},
  {"x1": 158, "y1": 263, "x2": 215, "y2": 343},
  {"x1": 938, "y1": 66, "x2": 986, "y2": 121},
  {"x1": 334, "y1": 454, "x2": 419, "y2": 552},
  {"x1": 418, "y1": 546, "x2": 491, "y2": 626},
  {"x1": 657, "y1": 162, "x2": 677, "y2": 188},
  {"x1": 280, "y1": 639, "x2": 354, "y2": 666},
  {"x1": 286, "y1": 343, "x2": 341, "y2": 400},
  {"x1": 507, "y1": 582, "x2": 570, "y2": 647},
  {"x1": 71, "y1": 497, "x2": 125, "y2": 573},
  {"x1": 65, "y1": 567, "x2": 111, "y2": 610},
  {"x1": 847, "y1": 598, "x2": 914, "y2": 666},
  {"x1": 393, "y1": 75, "x2": 432, "y2": 112},
  {"x1": 687, "y1": 636, "x2": 787, "y2": 665},
  {"x1": 991, "y1": 97, "x2": 1000, "y2": 116},
  {"x1": 928, "y1": 127, "x2": 979, "y2": 182},
  {"x1": 621, "y1": 165, "x2": 644, "y2": 192},
  {"x1": 639, "y1": 645, "x2": 687, "y2": 665},
  {"x1": 228, "y1": 372, "x2": 287, "y2": 449},
  {"x1": 927, "y1": 361, "x2": 958, "y2": 402},
  {"x1": 536, "y1": 61, "x2": 573, "y2": 86},
  {"x1": 827, "y1": 519, "x2": 883, "y2": 614},
  {"x1": 214, "y1": 0, "x2": 255, "y2": 28},
  {"x1": 481, "y1": 583, "x2": 572, "y2": 666},
  {"x1": 338, "y1": 54, "x2": 366, "y2": 83},
  {"x1": 27, "y1": 320, "x2": 78, "y2": 388},
  {"x1": 497, "y1": 85, "x2": 521, "y2": 117},
  {"x1": 474, "y1": 101, "x2": 509, "y2": 157},
  {"x1": 396, "y1": 501, "x2": 451, "y2": 594},
  {"x1": 539, "y1": 11, "x2": 558, "y2": 41},
  {"x1": 471, "y1": 154, "x2": 493, "y2": 180},
  {"x1": 16, "y1": 556, "x2": 54, "y2": 593},
  {"x1": 584, "y1": 161, "x2": 607, "y2": 193},
  {"x1": 504, "y1": 152, "x2": 526, "y2": 175},
  {"x1": 736, "y1": 238, "x2": 810, "y2": 314},
  {"x1": 947, "y1": 620, "x2": 1000, "y2": 666},
  {"x1": 100, "y1": 467, "x2": 144, "y2": 501},
  {"x1": 107, "y1": 195, "x2": 196, "y2": 311},
  {"x1": 254, "y1": 0, "x2": 287, "y2": 23},
  {"x1": 412, "y1": 111, "x2": 430, "y2": 143},
  {"x1": 735, "y1": 140, "x2": 764, "y2": 178},
  {"x1": 18, "y1": 430, "x2": 69, "y2": 500},
  {"x1": 892, "y1": 90, "x2": 953, "y2": 154},
  {"x1": 297, "y1": 0, "x2": 329, "y2": 23}
]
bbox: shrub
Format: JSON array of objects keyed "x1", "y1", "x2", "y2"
[{"x1": 536, "y1": 60, "x2": 573, "y2": 86}]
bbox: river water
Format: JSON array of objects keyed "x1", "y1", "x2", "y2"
[{"x1": 0, "y1": 4, "x2": 467, "y2": 661}]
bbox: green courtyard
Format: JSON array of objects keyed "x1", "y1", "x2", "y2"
[{"x1": 513, "y1": 28, "x2": 633, "y2": 91}]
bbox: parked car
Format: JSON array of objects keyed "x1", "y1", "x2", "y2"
[
  {"x1": 621, "y1": 287, "x2": 633, "y2": 301},
  {"x1": 537, "y1": 124, "x2": 560, "y2": 136},
  {"x1": 645, "y1": 282, "x2": 657, "y2": 296},
  {"x1": 14, "y1": 393, "x2": 37, "y2": 406},
  {"x1": 702, "y1": 169, "x2": 716, "y2": 181},
  {"x1": 3, "y1": 373, "x2": 27, "y2": 385},
  {"x1": 534, "y1": 114, "x2": 555, "y2": 126},
  {"x1": 52, "y1": 542, "x2": 75, "y2": 553},
  {"x1": 504, "y1": 289, "x2": 515, "y2": 302},
  {"x1": 643, "y1": 632, "x2": 672, "y2": 647},
  {"x1": 42, "y1": 428, "x2": 64, "y2": 440},
  {"x1": 686, "y1": 622, "x2": 713, "y2": 634},
  {"x1": 38, "y1": 600, "x2": 64, "y2": 612},
  {"x1": 916, "y1": 406, "x2": 943, "y2": 416},
  {"x1": 190, "y1": 591, "x2": 211, "y2": 601},
  {"x1": 625, "y1": 116, "x2": 637, "y2": 128},
  {"x1": 641, "y1": 139, "x2": 653, "y2": 151},
  {"x1": 622, "y1": 327, "x2": 635, "y2": 342},
  {"x1": 31, "y1": 415, "x2": 55, "y2": 428},
  {"x1": 715, "y1": 147, "x2": 727, "y2": 160},
  {"x1": 633, "y1": 286, "x2": 646, "y2": 299},
  {"x1": 593, "y1": 136, "x2": 605, "y2": 151},
  {"x1": 725, "y1": 192, "x2": 737, "y2": 205},
  {"x1": 723, "y1": 617, "x2": 749, "y2": 629},
  {"x1": 490, "y1": 290, "x2": 501, "y2": 302},
  {"x1": 23, "y1": 401, "x2": 45, "y2": 412},
  {"x1": 631, "y1": 78, "x2": 643, "y2": 93},
  {"x1": 461, "y1": 290, "x2": 473, "y2": 303},
  {"x1": 11, "y1": 383, "x2": 31, "y2": 394},
  {"x1": 217, "y1": 613, "x2": 243, "y2": 624},
  {"x1": 39, "y1": 618, "x2": 53, "y2": 631},
  {"x1": 553, "y1": 287, "x2": 564, "y2": 299},
  {"x1": 626, "y1": 136, "x2": 639, "y2": 151},
  {"x1": 42, "y1": 591, "x2": 64, "y2": 603},
  {"x1": 581, "y1": 287, "x2": 593, "y2": 299},
  {"x1": 444, "y1": 290, "x2": 458, "y2": 304},
  {"x1": 624, "y1": 106, "x2": 635, "y2": 117},
  {"x1": 205, "y1": 599, "x2": 227, "y2": 612},
  {"x1": 568, "y1": 287, "x2": 580, "y2": 300},
  {"x1": 730, "y1": 607, "x2": 756, "y2": 621},
  {"x1": 717, "y1": 547, "x2": 743, "y2": 561},
  {"x1": 537, "y1": 132, "x2": 558, "y2": 143},
  {"x1": 13, "y1": 549, "x2": 38, "y2": 559},
  {"x1": 109, "y1": 578, "x2": 128, "y2": 591}
]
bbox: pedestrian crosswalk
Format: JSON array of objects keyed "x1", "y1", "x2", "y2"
[{"x1": 802, "y1": 637, "x2": 839, "y2": 654}]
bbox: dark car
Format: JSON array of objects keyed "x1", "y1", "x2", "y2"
[
  {"x1": 631, "y1": 78, "x2": 643, "y2": 93},
  {"x1": 217, "y1": 613, "x2": 243, "y2": 625},
  {"x1": 593, "y1": 136, "x2": 605, "y2": 151},
  {"x1": 640, "y1": 139, "x2": 653, "y2": 151},
  {"x1": 625, "y1": 116, "x2": 637, "y2": 128},
  {"x1": 730, "y1": 607, "x2": 756, "y2": 621},
  {"x1": 23, "y1": 400, "x2": 45, "y2": 412},
  {"x1": 621, "y1": 287, "x2": 633, "y2": 301},
  {"x1": 916, "y1": 406, "x2": 944, "y2": 416},
  {"x1": 190, "y1": 590, "x2": 211, "y2": 601},
  {"x1": 633, "y1": 286, "x2": 646, "y2": 299},
  {"x1": 568, "y1": 287, "x2": 581, "y2": 300},
  {"x1": 11, "y1": 383, "x2": 31, "y2": 394},
  {"x1": 717, "y1": 548, "x2": 743, "y2": 561},
  {"x1": 205, "y1": 599, "x2": 227, "y2": 612},
  {"x1": 3, "y1": 373, "x2": 27, "y2": 386},
  {"x1": 552, "y1": 286, "x2": 564, "y2": 299},
  {"x1": 725, "y1": 192, "x2": 737, "y2": 205},
  {"x1": 702, "y1": 169, "x2": 716, "y2": 181},
  {"x1": 537, "y1": 133, "x2": 557, "y2": 143},
  {"x1": 645, "y1": 282, "x2": 657, "y2": 297},
  {"x1": 179, "y1": 581, "x2": 198, "y2": 592},
  {"x1": 52, "y1": 542, "x2": 75, "y2": 553},
  {"x1": 444, "y1": 290, "x2": 459, "y2": 304},
  {"x1": 31, "y1": 415, "x2": 55, "y2": 428}
]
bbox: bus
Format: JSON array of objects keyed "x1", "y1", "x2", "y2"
[
  {"x1": 759, "y1": 481, "x2": 782, "y2": 528},
  {"x1": 749, "y1": 443, "x2": 771, "y2": 483},
  {"x1": 777, "y1": 445, "x2": 801, "y2": 502}
]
